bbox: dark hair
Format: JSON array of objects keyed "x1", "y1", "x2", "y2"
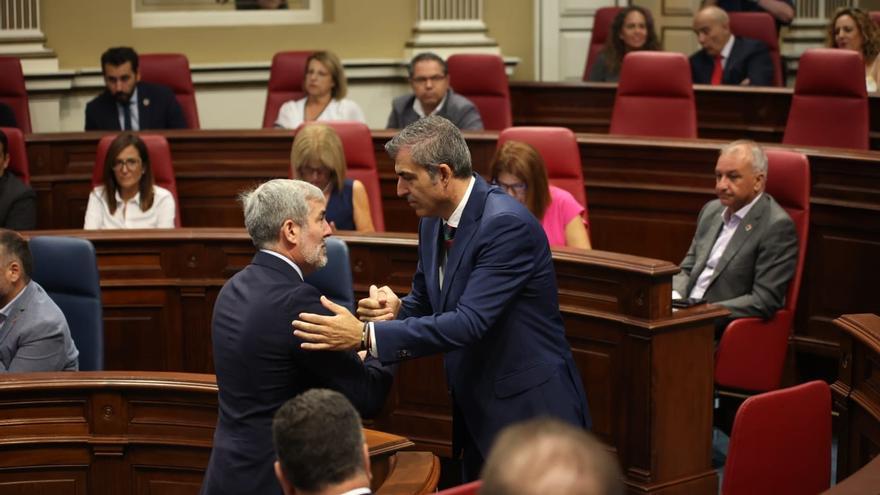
[
  {"x1": 600, "y1": 6, "x2": 661, "y2": 75},
  {"x1": 0, "y1": 128, "x2": 7, "y2": 157},
  {"x1": 272, "y1": 389, "x2": 365, "y2": 492},
  {"x1": 101, "y1": 47, "x2": 139, "y2": 73},
  {"x1": 827, "y1": 7, "x2": 880, "y2": 62},
  {"x1": 408, "y1": 52, "x2": 448, "y2": 78},
  {"x1": 490, "y1": 141, "x2": 551, "y2": 220},
  {"x1": 0, "y1": 229, "x2": 33, "y2": 279},
  {"x1": 385, "y1": 115, "x2": 472, "y2": 179},
  {"x1": 102, "y1": 132, "x2": 155, "y2": 214}
]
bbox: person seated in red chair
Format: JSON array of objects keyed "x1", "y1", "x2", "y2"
[
  {"x1": 0, "y1": 103, "x2": 16, "y2": 128},
  {"x1": 481, "y1": 418, "x2": 624, "y2": 495},
  {"x1": 672, "y1": 140, "x2": 797, "y2": 332},
  {"x1": 272, "y1": 389, "x2": 373, "y2": 495},
  {"x1": 387, "y1": 52, "x2": 483, "y2": 131},
  {"x1": 290, "y1": 124, "x2": 375, "y2": 232},
  {"x1": 690, "y1": 6, "x2": 774, "y2": 86},
  {"x1": 275, "y1": 51, "x2": 366, "y2": 129},
  {"x1": 85, "y1": 47, "x2": 187, "y2": 131},
  {"x1": 489, "y1": 141, "x2": 590, "y2": 249},
  {"x1": 827, "y1": 7, "x2": 880, "y2": 92},
  {"x1": 0, "y1": 130, "x2": 35, "y2": 230},
  {"x1": 84, "y1": 132, "x2": 176, "y2": 229},
  {"x1": 588, "y1": 6, "x2": 662, "y2": 83}
]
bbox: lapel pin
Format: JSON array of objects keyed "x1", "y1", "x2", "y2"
[
  {"x1": 143, "y1": 98, "x2": 150, "y2": 107},
  {"x1": 745, "y1": 224, "x2": 752, "y2": 231}
]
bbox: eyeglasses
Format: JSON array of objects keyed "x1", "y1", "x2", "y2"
[
  {"x1": 492, "y1": 179, "x2": 528, "y2": 194},
  {"x1": 113, "y1": 157, "x2": 142, "y2": 171},
  {"x1": 411, "y1": 75, "x2": 447, "y2": 85},
  {"x1": 298, "y1": 165, "x2": 331, "y2": 177}
]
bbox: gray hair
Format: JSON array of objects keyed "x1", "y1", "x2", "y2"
[
  {"x1": 240, "y1": 179, "x2": 323, "y2": 249},
  {"x1": 720, "y1": 139, "x2": 768, "y2": 176},
  {"x1": 384, "y1": 115, "x2": 472, "y2": 179}
]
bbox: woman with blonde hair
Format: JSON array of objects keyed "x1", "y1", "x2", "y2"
[
  {"x1": 290, "y1": 124, "x2": 374, "y2": 231},
  {"x1": 275, "y1": 51, "x2": 366, "y2": 128},
  {"x1": 827, "y1": 7, "x2": 880, "y2": 91}
]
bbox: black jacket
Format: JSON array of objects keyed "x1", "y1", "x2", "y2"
[
  {"x1": 690, "y1": 36, "x2": 774, "y2": 86},
  {"x1": 85, "y1": 81, "x2": 187, "y2": 130}
]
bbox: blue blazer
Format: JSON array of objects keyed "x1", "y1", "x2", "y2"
[
  {"x1": 85, "y1": 81, "x2": 187, "y2": 131},
  {"x1": 201, "y1": 252, "x2": 393, "y2": 495},
  {"x1": 375, "y1": 176, "x2": 591, "y2": 458},
  {"x1": 690, "y1": 37, "x2": 774, "y2": 86}
]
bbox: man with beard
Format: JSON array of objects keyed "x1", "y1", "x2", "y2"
[
  {"x1": 85, "y1": 47, "x2": 187, "y2": 131},
  {"x1": 201, "y1": 179, "x2": 393, "y2": 495}
]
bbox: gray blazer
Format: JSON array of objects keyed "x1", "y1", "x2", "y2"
[
  {"x1": 387, "y1": 89, "x2": 483, "y2": 130},
  {"x1": 673, "y1": 194, "x2": 797, "y2": 319},
  {"x1": 0, "y1": 281, "x2": 79, "y2": 372}
]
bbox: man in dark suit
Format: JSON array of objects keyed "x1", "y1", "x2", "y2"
[
  {"x1": 273, "y1": 389, "x2": 373, "y2": 495},
  {"x1": 690, "y1": 6, "x2": 774, "y2": 86},
  {"x1": 200, "y1": 179, "x2": 393, "y2": 495},
  {"x1": 673, "y1": 140, "x2": 797, "y2": 330},
  {"x1": 0, "y1": 129, "x2": 36, "y2": 230},
  {"x1": 0, "y1": 103, "x2": 17, "y2": 128},
  {"x1": 85, "y1": 47, "x2": 187, "y2": 131},
  {"x1": 293, "y1": 116, "x2": 591, "y2": 481}
]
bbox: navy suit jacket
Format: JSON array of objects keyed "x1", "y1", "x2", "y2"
[
  {"x1": 84, "y1": 81, "x2": 187, "y2": 131},
  {"x1": 690, "y1": 37, "x2": 774, "y2": 86},
  {"x1": 201, "y1": 252, "x2": 393, "y2": 495},
  {"x1": 375, "y1": 176, "x2": 590, "y2": 459}
]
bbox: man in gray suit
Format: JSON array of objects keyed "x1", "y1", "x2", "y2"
[
  {"x1": 387, "y1": 52, "x2": 483, "y2": 131},
  {"x1": 673, "y1": 140, "x2": 797, "y2": 331},
  {"x1": 0, "y1": 229, "x2": 79, "y2": 372}
]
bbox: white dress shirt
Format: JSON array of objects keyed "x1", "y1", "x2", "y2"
[
  {"x1": 412, "y1": 91, "x2": 448, "y2": 118},
  {"x1": 83, "y1": 185, "x2": 176, "y2": 229},
  {"x1": 274, "y1": 97, "x2": 366, "y2": 129},
  {"x1": 719, "y1": 35, "x2": 736, "y2": 70}
]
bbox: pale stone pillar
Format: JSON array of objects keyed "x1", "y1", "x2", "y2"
[{"x1": 405, "y1": 0, "x2": 500, "y2": 59}]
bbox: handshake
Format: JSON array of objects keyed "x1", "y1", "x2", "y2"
[{"x1": 356, "y1": 285, "x2": 401, "y2": 322}]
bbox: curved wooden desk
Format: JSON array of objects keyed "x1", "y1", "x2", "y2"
[{"x1": 0, "y1": 372, "x2": 435, "y2": 495}]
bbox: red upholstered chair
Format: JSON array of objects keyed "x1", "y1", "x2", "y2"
[
  {"x1": 295, "y1": 121, "x2": 385, "y2": 231},
  {"x1": 782, "y1": 49, "x2": 868, "y2": 150},
  {"x1": 263, "y1": 51, "x2": 313, "y2": 128},
  {"x1": 0, "y1": 57, "x2": 32, "y2": 133},
  {"x1": 729, "y1": 12, "x2": 783, "y2": 86},
  {"x1": 582, "y1": 6, "x2": 623, "y2": 80},
  {"x1": 1, "y1": 127, "x2": 29, "y2": 185},
  {"x1": 609, "y1": 52, "x2": 697, "y2": 138},
  {"x1": 447, "y1": 54, "x2": 512, "y2": 130},
  {"x1": 436, "y1": 480, "x2": 481, "y2": 495},
  {"x1": 139, "y1": 53, "x2": 200, "y2": 129},
  {"x1": 722, "y1": 381, "x2": 831, "y2": 495},
  {"x1": 92, "y1": 134, "x2": 182, "y2": 227},
  {"x1": 714, "y1": 149, "x2": 810, "y2": 393}
]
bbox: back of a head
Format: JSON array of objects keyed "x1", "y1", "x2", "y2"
[
  {"x1": 481, "y1": 419, "x2": 623, "y2": 495},
  {"x1": 240, "y1": 178, "x2": 323, "y2": 249},
  {"x1": 272, "y1": 389, "x2": 366, "y2": 493},
  {"x1": 0, "y1": 228, "x2": 32, "y2": 281}
]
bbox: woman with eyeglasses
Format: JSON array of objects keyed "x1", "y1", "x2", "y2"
[
  {"x1": 489, "y1": 140, "x2": 591, "y2": 249},
  {"x1": 84, "y1": 132, "x2": 176, "y2": 229},
  {"x1": 275, "y1": 51, "x2": 366, "y2": 129},
  {"x1": 290, "y1": 124, "x2": 374, "y2": 232}
]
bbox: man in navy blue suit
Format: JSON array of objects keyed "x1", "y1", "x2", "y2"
[
  {"x1": 85, "y1": 47, "x2": 187, "y2": 131},
  {"x1": 690, "y1": 6, "x2": 775, "y2": 86},
  {"x1": 293, "y1": 116, "x2": 591, "y2": 480},
  {"x1": 201, "y1": 179, "x2": 393, "y2": 495}
]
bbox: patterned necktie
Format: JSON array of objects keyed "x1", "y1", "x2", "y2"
[
  {"x1": 443, "y1": 223, "x2": 457, "y2": 251},
  {"x1": 711, "y1": 55, "x2": 723, "y2": 85}
]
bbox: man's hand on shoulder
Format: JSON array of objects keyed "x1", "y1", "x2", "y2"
[
  {"x1": 293, "y1": 296, "x2": 363, "y2": 351},
  {"x1": 357, "y1": 284, "x2": 400, "y2": 322}
]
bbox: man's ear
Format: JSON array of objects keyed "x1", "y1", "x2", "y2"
[
  {"x1": 281, "y1": 219, "x2": 299, "y2": 246},
  {"x1": 6, "y1": 260, "x2": 21, "y2": 284},
  {"x1": 438, "y1": 163, "x2": 454, "y2": 184},
  {"x1": 275, "y1": 461, "x2": 296, "y2": 495}
]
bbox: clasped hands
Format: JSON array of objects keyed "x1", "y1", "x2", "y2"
[{"x1": 292, "y1": 285, "x2": 400, "y2": 351}]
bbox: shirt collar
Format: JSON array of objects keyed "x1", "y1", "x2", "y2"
[
  {"x1": 723, "y1": 191, "x2": 763, "y2": 223},
  {"x1": 720, "y1": 35, "x2": 735, "y2": 61},
  {"x1": 337, "y1": 488, "x2": 371, "y2": 495},
  {"x1": 445, "y1": 176, "x2": 476, "y2": 229},
  {"x1": 260, "y1": 249, "x2": 304, "y2": 281},
  {"x1": 114, "y1": 188, "x2": 142, "y2": 205},
  {"x1": 413, "y1": 90, "x2": 449, "y2": 119}
]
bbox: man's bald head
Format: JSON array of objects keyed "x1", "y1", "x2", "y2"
[{"x1": 693, "y1": 6, "x2": 732, "y2": 56}]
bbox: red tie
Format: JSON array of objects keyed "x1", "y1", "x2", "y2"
[{"x1": 711, "y1": 55, "x2": 723, "y2": 85}]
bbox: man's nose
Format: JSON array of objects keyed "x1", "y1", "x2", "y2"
[{"x1": 396, "y1": 178, "x2": 407, "y2": 197}]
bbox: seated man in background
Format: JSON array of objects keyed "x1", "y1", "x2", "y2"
[
  {"x1": 0, "y1": 129, "x2": 36, "y2": 230},
  {"x1": 0, "y1": 102, "x2": 17, "y2": 128},
  {"x1": 85, "y1": 47, "x2": 187, "y2": 131},
  {"x1": 673, "y1": 140, "x2": 797, "y2": 332},
  {"x1": 200, "y1": 179, "x2": 393, "y2": 495},
  {"x1": 272, "y1": 389, "x2": 373, "y2": 495},
  {"x1": 690, "y1": 6, "x2": 774, "y2": 86},
  {"x1": 481, "y1": 418, "x2": 624, "y2": 495},
  {"x1": 0, "y1": 229, "x2": 79, "y2": 372},
  {"x1": 387, "y1": 52, "x2": 483, "y2": 131}
]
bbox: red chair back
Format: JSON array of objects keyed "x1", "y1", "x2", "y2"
[
  {"x1": 1, "y1": 127, "x2": 29, "y2": 185},
  {"x1": 497, "y1": 126, "x2": 587, "y2": 208},
  {"x1": 92, "y1": 134, "x2": 181, "y2": 227},
  {"x1": 783, "y1": 48, "x2": 868, "y2": 150},
  {"x1": 610, "y1": 52, "x2": 697, "y2": 138},
  {"x1": 722, "y1": 381, "x2": 831, "y2": 495},
  {"x1": 729, "y1": 12, "x2": 783, "y2": 86},
  {"x1": 436, "y1": 480, "x2": 481, "y2": 495},
  {"x1": 447, "y1": 54, "x2": 512, "y2": 130},
  {"x1": 582, "y1": 7, "x2": 623, "y2": 80},
  {"x1": 295, "y1": 121, "x2": 385, "y2": 231},
  {"x1": 0, "y1": 57, "x2": 32, "y2": 133},
  {"x1": 263, "y1": 51, "x2": 313, "y2": 128},
  {"x1": 139, "y1": 53, "x2": 200, "y2": 129}
]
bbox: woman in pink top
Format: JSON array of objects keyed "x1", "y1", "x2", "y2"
[{"x1": 489, "y1": 141, "x2": 591, "y2": 249}]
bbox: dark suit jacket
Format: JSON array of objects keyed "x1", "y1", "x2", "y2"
[
  {"x1": 690, "y1": 37, "x2": 774, "y2": 86},
  {"x1": 0, "y1": 102, "x2": 17, "y2": 128},
  {"x1": 387, "y1": 89, "x2": 483, "y2": 130},
  {"x1": 84, "y1": 81, "x2": 187, "y2": 131},
  {"x1": 673, "y1": 194, "x2": 797, "y2": 320},
  {"x1": 374, "y1": 176, "x2": 590, "y2": 462},
  {"x1": 0, "y1": 172, "x2": 36, "y2": 230},
  {"x1": 200, "y1": 252, "x2": 393, "y2": 495}
]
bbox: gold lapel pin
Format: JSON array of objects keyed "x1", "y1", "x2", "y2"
[
  {"x1": 143, "y1": 98, "x2": 151, "y2": 107},
  {"x1": 745, "y1": 224, "x2": 752, "y2": 231}
]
